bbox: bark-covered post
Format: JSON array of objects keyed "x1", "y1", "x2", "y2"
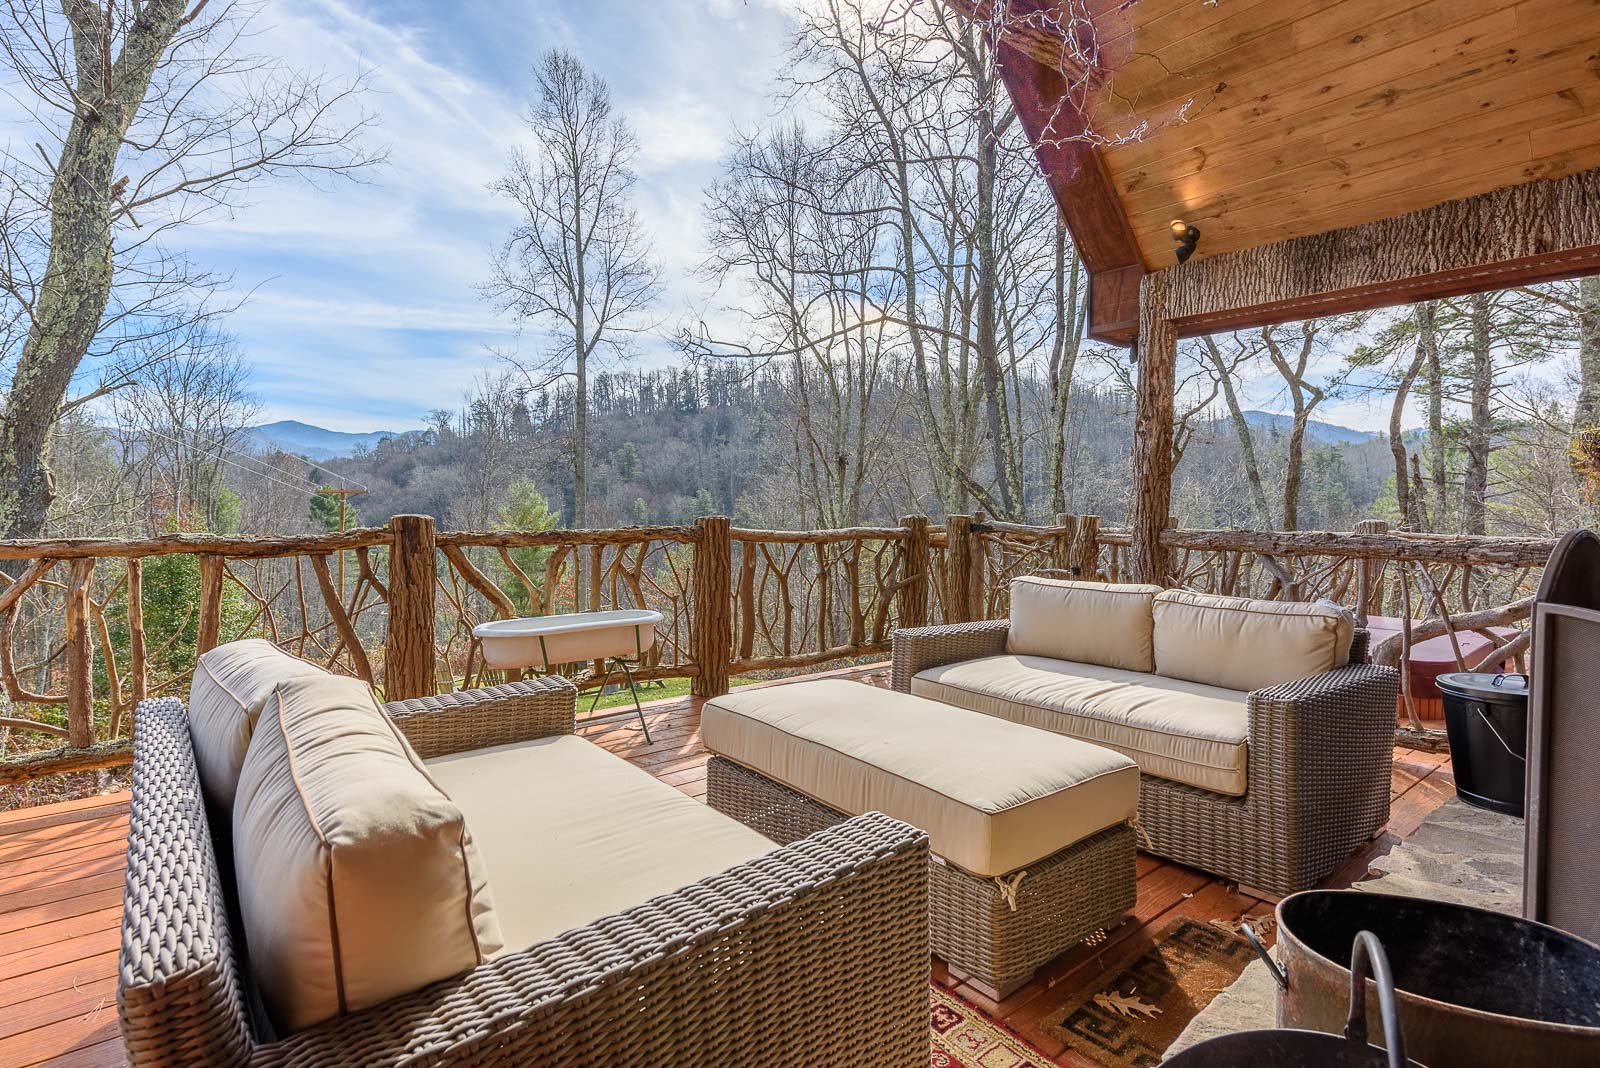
[
  {"x1": 1072, "y1": 514, "x2": 1102, "y2": 580},
  {"x1": 1130, "y1": 271, "x2": 1178, "y2": 585},
  {"x1": 195, "y1": 555, "x2": 225, "y2": 657},
  {"x1": 1051, "y1": 513, "x2": 1079, "y2": 571},
  {"x1": 945, "y1": 514, "x2": 983, "y2": 622},
  {"x1": 691, "y1": 516, "x2": 732, "y2": 698},
  {"x1": 897, "y1": 515, "x2": 930, "y2": 630},
  {"x1": 65, "y1": 557, "x2": 95, "y2": 749},
  {"x1": 126, "y1": 557, "x2": 147, "y2": 708},
  {"x1": 1355, "y1": 518, "x2": 1391, "y2": 626},
  {"x1": 386, "y1": 514, "x2": 438, "y2": 700}
]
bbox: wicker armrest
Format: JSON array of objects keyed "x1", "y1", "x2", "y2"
[
  {"x1": 253, "y1": 812, "x2": 930, "y2": 1067},
  {"x1": 1349, "y1": 627, "x2": 1372, "y2": 664},
  {"x1": 890, "y1": 619, "x2": 1010, "y2": 691},
  {"x1": 1248, "y1": 662, "x2": 1399, "y2": 727},
  {"x1": 383, "y1": 677, "x2": 577, "y2": 759}
]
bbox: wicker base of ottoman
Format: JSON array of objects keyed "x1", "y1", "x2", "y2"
[{"x1": 708, "y1": 755, "x2": 1137, "y2": 998}]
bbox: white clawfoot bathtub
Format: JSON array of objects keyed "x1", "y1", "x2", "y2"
[{"x1": 473, "y1": 609, "x2": 663, "y2": 671}]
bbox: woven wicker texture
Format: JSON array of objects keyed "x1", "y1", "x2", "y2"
[
  {"x1": 709, "y1": 755, "x2": 1136, "y2": 993},
  {"x1": 119, "y1": 683, "x2": 932, "y2": 1066},
  {"x1": 892, "y1": 620, "x2": 1398, "y2": 896}
]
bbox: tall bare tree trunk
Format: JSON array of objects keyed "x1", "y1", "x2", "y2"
[
  {"x1": 1391, "y1": 302, "x2": 1435, "y2": 529},
  {"x1": 1204, "y1": 337, "x2": 1272, "y2": 527},
  {"x1": 1046, "y1": 222, "x2": 1083, "y2": 515},
  {"x1": 972, "y1": 67, "x2": 1018, "y2": 520},
  {"x1": 0, "y1": 1, "x2": 189, "y2": 540},
  {"x1": 1463, "y1": 292, "x2": 1493, "y2": 535},
  {"x1": 1426, "y1": 313, "x2": 1448, "y2": 523},
  {"x1": 1577, "y1": 275, "x2": 1600, "y2": 429}
]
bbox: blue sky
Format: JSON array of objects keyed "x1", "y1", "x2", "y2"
[
  {"x1": 29, "y1": 0, "x2": 1473, "y2": 435},
  {"x1": 169, "y1": 0, "x2": 799, "y2": 432}
]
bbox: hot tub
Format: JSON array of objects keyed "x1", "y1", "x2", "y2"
[{"x1": 473, "y1": 609, "x2": 663, "y2": 671}]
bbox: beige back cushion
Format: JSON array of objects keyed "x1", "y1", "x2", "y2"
[
  {"x1": 1152, "y1": 590, "x2": 1353, "y2": 692},
  {"x1": 233, "y1": 674, "x2": 503, "y2": 1033},
  {"x1": 188, "y1": 639, "x2": 329, "y2": 813},
  {"x1": 1007, "y1": 577, "x2": 1165, "y2": 672}
]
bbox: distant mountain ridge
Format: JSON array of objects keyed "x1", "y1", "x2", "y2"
[
  {"x1": 244, "y1": 420, "x2": 411, "y2": 460},
  {"x1": 1236, "y1": 410, "x2": 1383, "y2": 446}
]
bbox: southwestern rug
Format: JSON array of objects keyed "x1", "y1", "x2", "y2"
[
  {"x1": 931, "y1": 982, "x2": 1060, "y2": 1068},
  {"x1": 1036, "y1": 917, "x2": 1258, "y2": 1068}
]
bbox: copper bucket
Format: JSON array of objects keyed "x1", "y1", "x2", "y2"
[
  {"x1": 1247, "y1": 890, "x2": 1600, "y2": 1068},
  {"x1": 1166, "y1": 931, "x2": 1424, "y2": 1067}
]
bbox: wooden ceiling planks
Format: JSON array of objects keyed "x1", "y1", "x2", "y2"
[
  {"x1": 1085, "y1": 0, "x2": 1600, "y2": 266},
  {"x1": 965, "y1": 0, "x2": 1600, "y2": 342}
]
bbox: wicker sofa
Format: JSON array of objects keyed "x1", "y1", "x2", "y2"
[
  {"x1": 891, "y1": 578, "x2": 1400, "y2": 897},
  {"x1": 118, "y1": 653, "x2": 930, "y2": 1066}
]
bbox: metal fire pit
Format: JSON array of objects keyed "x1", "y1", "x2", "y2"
[
  {"x1": 1166, "y1": 931, "x2": 1423, "y2": 1067},
  {"x1": 1249, "y1": 890, "x2": 1600, "y2": 1068}
]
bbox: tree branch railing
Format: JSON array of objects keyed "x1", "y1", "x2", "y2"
[{"x1": 0, "y1": 514, "x2": 1562, "y2": 785}]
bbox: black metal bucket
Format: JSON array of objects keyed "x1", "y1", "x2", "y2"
[
  {"x1": 1253, "y1": 890, "x2": 1600, "y2": 1068},
  {"x1": 1436, "y1": 670, "x2": 1528, "y2": 816},
  {"x1": 1165, "y1": 931, "x2": 1423, "y2": 1067}
]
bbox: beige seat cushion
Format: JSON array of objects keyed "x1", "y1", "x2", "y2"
[
  {"x1": 702, "y1": 679, "x2": 1139, "y2": 877},
  {"x1": 426, "y1": 735, "x2": 774, "y2": 951},
  {"x1": 912, "y1": 655, "x2": 1250, "y2": 796},
  {"x1": 188, "y1": 639, "x2": 329, "y2": 812},
  {"x1": 1007, "y1": 577, "x2": 1165, "y2": 672},
  {"x1": 233, "y1": 675, "x2": 503, "y2": 1034},
  {"x1": 1153, "y1": 590, "x2": 1353, "y2": 693}
]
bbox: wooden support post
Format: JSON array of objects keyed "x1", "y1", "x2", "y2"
[
  {"x1": 691, "y1": 516, "x2": 731, "y2": 698},
  {"x1": 386, "y1": 514, "x2": 438, "y2": 700},
  {"x1": 1354, "y1": 519, "x2": 1390, "y2": 626},
  {"x1": 1072, "y1": 515, "x2": 1101, "y2": 580},
  {"x1": 65, "y1": 558, "x2": 95, "y2": 749},
  {"x1": 195, "y1": 554, "x2": 224, "y2": 657},
  {"x1": 898, "y1": 515, "x2": 930, "y2": 630},
  {"x1": 1051, "y1": 513, "x2": 1079, "y2": 571},
  {"x1": 126, "y1": 557, "x2": 147, "y2": 708},
  {"x1": 1130, "y1": 271, "x2": 1178, "y2": 586},
  {"x1": 945, "y1": 514, "x2": 983, "y2": 622}
]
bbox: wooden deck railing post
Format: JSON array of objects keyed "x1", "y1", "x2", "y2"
[
  {"x1": 1072, "y1": 515, "x2": 1102, "y2": 580},
  {"x1": 195, "y1": 554, "x2": 224, "y2": 656},
  {"x1": 691, "y1": 516, "x2": 732, "y2": 698},
  {"x1": 65, "y1": 558, "x2": 95, "y2": 749},
  {"x1": 945, "y1": 514, "x2": 983, "y2": 622},
  {"x1": 1052, "y1": 513, "x2": 1079, "y2": 572},
  {"x1": 126, "y1": 558, "x2": 147, "y2": 707},
  {"x1": 1355, "y1": 519, "x2": 1390, "y2": 625},
  {"x1": 386, "y1": 514, "x2": 438, "y2": 700},
  {"x1": 897, "y1": 515, "x2": 930, "y2": 630}
]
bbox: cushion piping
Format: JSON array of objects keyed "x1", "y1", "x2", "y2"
[{"x1": 271, "y1": 689, "x2": 348, "y2": 1016}]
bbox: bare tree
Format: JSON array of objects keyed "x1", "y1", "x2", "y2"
[
  {"x1": 109, "y1": 320, "x2": 257, "y2": 533},
  {"x1": 485, "y1": 49, "x2": 660, "y2": 540},
  {"x1": 0, "y1": 0, "x2": 379, "y2": 540}
]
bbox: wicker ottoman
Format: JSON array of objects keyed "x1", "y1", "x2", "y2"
[{"x1": 703, "y1": 679, "x2": 1140, "y2": 998}]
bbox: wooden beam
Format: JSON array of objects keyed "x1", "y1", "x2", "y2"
[
  {"x1": 385, "y1": 515, "x2": 438, "y2": 700},
  {"x1": 1162, "y1": 167, "x2": 1600, "y2": 336},
  {"x1": 994, "y1": 41, "x2": 1145, "y2": 344}
]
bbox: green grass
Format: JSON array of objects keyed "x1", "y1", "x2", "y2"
[{"x1": 584, "y1": 674, "x2": 760, "y2": 712}]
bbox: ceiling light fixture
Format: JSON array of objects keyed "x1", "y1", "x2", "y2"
[{"x1": 1170, "y1": 218, "x2": 1200, "y2": 264}]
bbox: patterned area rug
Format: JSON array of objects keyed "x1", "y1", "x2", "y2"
[
  {"x1": 1037, "y1": 917, "x2": 1258, "y2": 1068},
  {"x1": 931, "y1": 982, "x2": 1059, "y2": 1067}
]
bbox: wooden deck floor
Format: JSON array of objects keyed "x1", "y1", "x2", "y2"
[{"x1": 0, "y1": 664, "x2": 1459, "y2": 1067}]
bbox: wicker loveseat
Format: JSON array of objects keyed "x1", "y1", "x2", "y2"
[
  {"x1": 118, "y1": 654, "x2": 930, "y2": 1066},
  {"x1": 891, "y1": 578, "x2": 1399, "y2": 897}
]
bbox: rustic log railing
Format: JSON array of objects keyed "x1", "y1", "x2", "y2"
[{"x1": 0, "y1": 514, "x2": 1561, "y2": 784}]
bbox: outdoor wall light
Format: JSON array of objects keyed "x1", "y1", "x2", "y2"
[{"x1": 1170, "y1": 218, "x2": 1200, "y2": 264}]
